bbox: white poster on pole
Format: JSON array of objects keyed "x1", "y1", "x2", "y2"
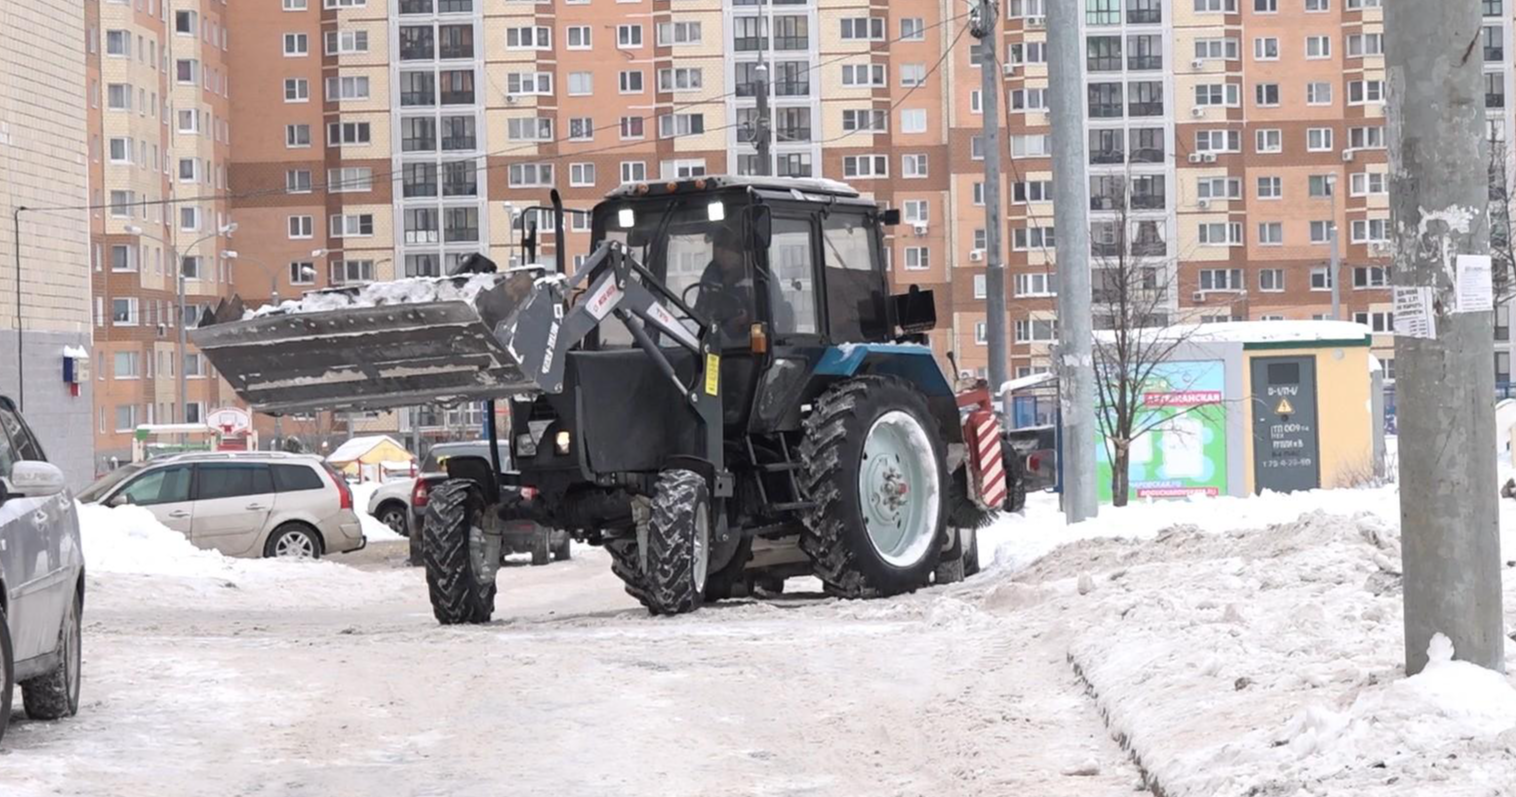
[
  {"x1": 1455, "y1": 254, "x2": 1494, "y2": 313},
  {"x1": 1393, "y1": 286, "x2": 1436, "y2": 340}
]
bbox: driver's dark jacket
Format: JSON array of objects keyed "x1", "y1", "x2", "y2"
[{"x1": 693, "y1": 259, "x2": 755, "y2": 339}]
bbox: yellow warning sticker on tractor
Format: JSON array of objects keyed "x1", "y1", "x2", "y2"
[
  {"x1": 705, "y1": 354, "x2": 720, "y2": 395},
  {"x1": 1275, "y1": 397, "x2": 1294, "y2": 415}
]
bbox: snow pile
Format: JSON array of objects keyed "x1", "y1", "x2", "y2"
[
  {"x1": 245, "y1": 273, "x2": 508, "y2": 319},
  {"x1": 997, "y1": 504, "x2": 1516, "y2": 796},
  {"x1": 79, "y1": 502, "x2": 414, "y2": 610},
  {"x1": 350, "y1": 481, "x2": 406, "y2": 543}
]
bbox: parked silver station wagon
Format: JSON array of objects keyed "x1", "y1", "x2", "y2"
[{"x1": 78, "y1": 452, "x2": 365, "y2": 559}]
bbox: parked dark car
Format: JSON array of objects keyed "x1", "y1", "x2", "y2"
[
  {"x1": 0, "y1": 396, "x2": 84, "y2": 745},
  {"x1": 407, "y1": 441, "x2": 569, "y2": 567}
]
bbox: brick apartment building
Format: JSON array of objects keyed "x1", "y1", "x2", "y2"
[{"x1": 82, "y1": 0, "x2": 1516, "y2": 462}]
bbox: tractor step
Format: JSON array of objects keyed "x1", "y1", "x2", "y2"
[
  {"x1": 756, "y1": 461, "x2": 803, "y2": 473},
  {"x1": 768, "y1": 500, "x2": 817, "y2": 512}
]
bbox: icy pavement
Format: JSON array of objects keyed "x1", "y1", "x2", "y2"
[{"x1": 5, "y1": 481, "x2": 1515, "y2": 796}]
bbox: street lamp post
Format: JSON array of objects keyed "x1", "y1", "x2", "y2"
[
  {"x1": 226, "y1": 250, "x2": 311, "y2": 451},
  {"x1": 126, "y1": 221, "x2": 236, "y2": 424}
]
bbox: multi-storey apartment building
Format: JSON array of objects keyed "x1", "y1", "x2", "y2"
[
  {"x1": 2, "y1": 0, "x2": 95, "y2": 484},
  {"x1": 86, "y1": 0, "x2": 239, "y2": 470}
]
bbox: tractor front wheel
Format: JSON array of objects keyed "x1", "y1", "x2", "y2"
[
  {"x1": 422, "y1": 480, "x2": 499, "y2": 625},
  {"x1": 643, "y1": 470, "x2": 710, "y2": 616},
  {"x1": 799, "y1": 376, "x2": 948, "y2": 597}
]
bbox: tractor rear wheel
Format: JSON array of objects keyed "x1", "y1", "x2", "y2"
[
  {"x1": 799, "y1": 376, "x2": 948, "y2": 598},
  {"x1": 605, "y1": 536, "x2": 651, "y2": 606},
  {"x1": 422, "y1": 480, "x2": 499, "y2": 625}
]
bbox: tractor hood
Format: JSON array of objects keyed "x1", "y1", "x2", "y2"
[{"x1": 190, "y1": 269, "x2": 567, "y2": 415}]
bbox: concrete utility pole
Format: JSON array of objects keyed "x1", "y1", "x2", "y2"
[
  {"x1": 753, "y1": 62, "x2": 772, "y2": 176},
  {"x1": 1329, "y1": 175, "x2": 1342, "y2": 320},
  {"x1": 1046, "y1": 0, "x2": 1098, "y2": 523},
  {"x1": 970, "y1": 0, "x2": 1007, "y2": 410},
  {"x1": 1387, "y1": 0, "x2": 1505, "y2": 675}
]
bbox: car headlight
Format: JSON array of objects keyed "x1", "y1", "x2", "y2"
[{"x1": 554, "y1": 430, "x2": 571, "y2": 456}]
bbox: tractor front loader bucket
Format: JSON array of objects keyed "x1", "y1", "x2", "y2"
[{"x1": 190, "y1": 271, "x2": 562, "y2": 415}]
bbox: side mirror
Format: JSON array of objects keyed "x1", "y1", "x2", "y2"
[
  {"x1": 10, "y1": 461, "x2": 66, "y2": 499},
  {"x1": 893, "y1": 285, "x2": 937, "y2": 334},
  {"x1": 750, "y1": 205, "x2": 773, "y2": 250},
  {"x1": 880, "y1": 208, "x2": 902, "y2": 227}
]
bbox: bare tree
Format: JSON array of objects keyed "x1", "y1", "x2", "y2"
[
  {"x1": 1086, "y1": 195, "x2": 1230, "y2": 507},
  {"x1": 1488, "y1": 134, "x2": 1515, "y2": 304}
]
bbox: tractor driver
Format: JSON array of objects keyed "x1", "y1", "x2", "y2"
[{"x1": 693, "y1": 229, "x2": 755, "y2": 342}]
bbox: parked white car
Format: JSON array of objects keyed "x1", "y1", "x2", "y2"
[
  {"x1": 366, "y1": 477, "x2": 416, "y2": 536},
  {"x1": 78, "y1": 452, "x2": 366, "y2": 559}
]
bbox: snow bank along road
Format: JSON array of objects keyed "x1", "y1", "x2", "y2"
[{"x1": 4, "y1": 482, "x2": 1515, "y2": 797}]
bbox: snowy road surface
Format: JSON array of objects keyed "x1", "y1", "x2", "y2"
[
  {"x1": 7, "y1": 478, "x2": 1516, "y2": 797},
  {"x1": 1, "y1": 527, "x2": 1138, "y2": 797}
]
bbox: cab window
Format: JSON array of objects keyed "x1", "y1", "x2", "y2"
[
  {"x1": 195, "y1": 464, "x2": 273, "y2": 500},
  {"x1": 821, "y1": 214, "x2": 888, "y2": 341},
  {"x1": 116, "y1": 465, "x2": 192, "y2": 506},
  {"x1": 766, "y1": 216, "x2": 819, "y2": 337}
]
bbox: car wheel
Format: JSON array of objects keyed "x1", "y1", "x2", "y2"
[
  {"x1": 265, "y1": 524, "x2": 323, "y2": 560},
  {"x1": 21, "y1": 590, "x2": 82, "y2": 721},
  {"x1": 530, "y1": 529, "x2": 551, "y2": 566},
  {"x1": 552, "y1": 533, "x2": 572, "y2": 562},
  {"x1": 377, "y1": 504, "x2": 410, "y2": 537},
  {"x1": 0, "y1": 603, "x2": 14, "y2": 746}
]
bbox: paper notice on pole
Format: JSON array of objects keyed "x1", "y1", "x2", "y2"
[
  {"x1": 1394, "y1": 287, "x2": 1436, "y2": 339},
  {"x1": 1455, "y1": 254, "x2": 1494, "y2": 313}
]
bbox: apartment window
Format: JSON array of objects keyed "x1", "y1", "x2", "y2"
[
  {"x1": 619, "y1": 116, "x2": 645, "y2": 139},
  {"x1": 1347, "y1": 33, "x2": 1385, "y2": 57},
  {"x1": 1256, "y1": 129, "x2": 1283, "y2": 153},
  {"x1": 1255, "y1": 0, "x2": 1278, "y2": 10},
  {"x1": 1193, "y1": 0, "x2": 1237, "y2": 10},
  {"x1": 108, "y1": 137, "x2": 131, "y2": 164},
  {"x1": 1259, "y1": 268, "x2": 1285, "y2": 292},
  {"x1": 326, "y1": 75, "x2": 370, "y2": 101},
  {"x1": 325, "y1": 29, "x2": 369, "y2": 54},
  {"x1": 1349, "y1": 126, "x2": 1386, "y2": 149},
  {"x1": 175, "y1": 10, "x2": 196, "y2": 34},
  {"x1": 437, "y1": 24, "x2": 474, "y2": 59},
  {"x1": 401, "y1": 117, "x2": 437, "y2": 152},
  {"x1": 1254, "y1": 37, "x2": 1279, "y2": 60},
  {"x1": 1194, "y1": 37, "x2": 1240, "y2": 60},
  {"x1": 288, "y1": 215, "x2": 314, "y2": 239},
  {"x1": 110, "y1": 244, "x2": 135, "y2": 272},
  {"x1": 106, "y1": 30, "x2": 131, "y2": 56},
  {"x1": 1195, "y1": 83, "x2": 1239, "y2": 107},
  {"x1": 1351, "y1": 172, "x2": 1388, "y2": 196},
  {"x1": 1352, "y1": 312, "x2": 1393, "y2": 333},
  {"x1": 402, "y1": 163, "x2": 437, "y2": 197},
  {"x1": 507, "y1": 117, "x2": 554, "y2": 141},
  {"x1": 111, "y1": 297, "x2": 138, "y2": 326},
  {"x1": 329, "y1": 166, "x2": 372, "y2": 193},
  {"x1": 1087, "y1": 36, "x2": 1122, "y2": 72},
  {"x1": 1008, "y1": 41, "x2": 1047, "y2": 65},
  {"x1": 842, "y1": 109, "x2": 887, "y2": 133},
  {"x1": 617, "y1": 24, "x2": 643, "y2": 48},
  {"x1": 1354, "y1": 265, "x2": 1390, "y2": 288},
  {"x1": 1198, "y1": 223, "x2": 1244, "y2": 246},
  {"x1": 1014, "y1": 319, "x2": 1059, "y2": 343},
  {"x1": 398, "y1": 72, "x2": 435, "y2": 106},
  {"x1": 108, "y1": 190, "x2": 134, "y2": 218},
  {"x1": 1257, "y1": 176, "x2": 1283, "y2": 199},
  {"x1": 1486, "y1": 0, "x2": 1503, "y2": 15},
  {"x1": 1487, "y1": 26, "x2": 1505, "y2": 62},
  {"x1": 619, "y1": 71, "x2": 644, "y2": 93},
  {"x1": 1258, "y1": 222, "x2": 1284, "y2": 245},
  {"x1": 900, "y1": 63, "x2": 927, "y2": 87},
  {"x1": 439, "y1": 70, "x2": 474, "y2": 104},
  {"x1": 1255, "y1": 83, "x2": 1280, "y2": 107},
  {"x1": 1488, "y1": 73, "x2": 1507, "y2": 109},
  {"x1": 658, "y1": 68, "x2": 702, "y2": 93},
  {"x1": 1310, "y1": 220, "x2": 1334, "y2": 243},
  {"x1": 404, "y1": 208, "x2": 439, "y2": 243},
  {"x1": 1015, "y1": 273, "x2": 1056, "y2": 297},
  {"x1": 570, "y1": 162, "x2": 596, "y2": 187},
  {"x1": 567, "y1": 72, "x2": 593, "y2": 96},
  {"x1": 826, "y1": 154, "x2": 885, "y2": 182},
  {"x1": 330, "y1": 260, "x2": 375, "y2": 285},
  {"x1": 1308, "y1": 174, "x2": 1335, "y2": 198},
  {"x1": 508, "y1": 163, "x2": 554, "y2": 187},
  {"x1": 176, "y1": 59, "x2": 199, "y2": 84},
  {"x1": 284, "y1": 32, "x2": 308, "y2": 56},
  {"x1": 1195, "y1": 129, "x2": 1241, "y2": 152},
  {"x1": 324, "y1": 0, "x2": 366, "y2": 7},
  {"x1": 840, "y1": 17, "x2": 885, "y2": 41},
  {"x1": 973, "y1": 182, "x2": 986, "y2": 206},
  {"x1": 179, "y1": 254, "x2": 202, "y2": 279},
  {"x1": 403, "y1": 255, "x2": 439, "y2": 279},
  {"x1": 327, "y1": 121, "x2": 371, "y2": 146},
  {"x1": 1128, "y1": 81, "x2": 1164, "y2": 116},
  {"x1": 902, "y1": 154, "x2": 929, "y2": 178},
  {"x1": 566, "y1": 117, "x2": 595, "y2": 141},
  {"x1": 842, "y1": 64, "x2": 886, "y2": 87},
  {"x1": 1348, "y1": 80, "x2": 1385, "y2": 104},
  {"x1": 1012, "y1": 227, "x2": 1055, "y2": 251},
  {"x1": 657, "y1": 21, "x2": 701, "y2": 46},
  {"x1": 284, "y1": 78, "x2": 309, "y2": 102},
  {"x1": 106, "y1": 83, "x2": 131, "y2": 111},
  {"x1": 1197, "y1": 177, "x2": 1242, "y2": 200},
  {"x1": 1304, "y1": 82, "x2": 1334, "y2": 106},
  {"x1": 1200, "y1": 268, "x2": 1244, "y2": 291},
  {"x1": 567, "y1": 26, "x2": 591, "y2": 49},
  {"x1": 285, "y1": 124, "x2": 311, "y2": 148},
  {"x1": 1013, "y1": 180, "x2": 1053, "y2": 203},
  {"x1": 658, "y1": 113, "x2": 704, "y2": 139},
  {"x1": 1011, "y1": 134, "x2": 1052, "y2": 157},
  {"x1": 1352, "y1": 218, "x2": 1390, "y2": 243},
  {"x1": 1307, "y1": 128, "x2": 1334, "y2": 152},
  {"x1": 506, "y1": 26, "x2": 551, "y2": 49},
  {"x1": 1306, "y1": 35, "x2": 1330, "y2": 58},
  {"x1": 903, "y1": 247, "x2": 930, "y2": 271},
  {"x1": 287, "y1": 261, "x2": 315, "y2": 285}
]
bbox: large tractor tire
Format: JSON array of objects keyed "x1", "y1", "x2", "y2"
[
  {"x1": 605, "y1": 536, "x2": 652, "y2": 606},
  {"x1": 1005, "y1": 441, "x2": 1028, "y2": 513},
  {"x1": 422, "y1": 480, "x2": 498, "y2": 625},
  {"x1": 799, "y1": 376, "x2": 948, "y2": 598},
  {"x1": 644, "y1": 470, "x2": 710, "y2": 615}
]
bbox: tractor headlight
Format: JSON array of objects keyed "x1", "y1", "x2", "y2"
[
  {"x1": 707, "y1": 201, "x2": 725, "y2": 221},
  {"x1": 515, "y1": 433, "x2": 537, "y2": 458},
  {"x1": 554, "y1": 430, "x2": 572, "y2": 455}
]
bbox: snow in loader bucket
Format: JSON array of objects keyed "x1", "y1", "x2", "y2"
[{"x1": 190, "y1": 269, "x2": 565, "y2": 414}]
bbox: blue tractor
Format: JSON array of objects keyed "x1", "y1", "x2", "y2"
[{"x1": 193, "y1": 176, "x2": 1009, "y2": 623}]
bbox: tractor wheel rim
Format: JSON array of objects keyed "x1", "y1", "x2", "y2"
[
  {"x1": 468, "y1": 524, "x2": 499, "y2": 585},
  {"x1": 692, "y1": 508, "x2": 710, "y2": 591},
  {"x1": 275, "y1": 532, "x2": 315, "y2": 558},
  {"x1": 859, "y1": 410, "x2": 940, "y2": 567}
]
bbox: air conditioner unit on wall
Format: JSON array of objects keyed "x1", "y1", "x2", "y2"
[
  {"x1": 1198, "y1": 198, "x2": 1211, "y2": 209},
  {"x1": 1192, "y1": 59, "x2": 1206, "y2": 69},
  {"x1": 1202, "y1": 152, "x2": 1218, "y2": 163},
  {"x1": 1191, "y1": 106, "x2": 1206, "y2": 117},
  {"x1": 913, "y1": 223, "x2": 929, "y2": 236},
  {"x1": 1188, "y1": 152, "x2": 1203, "y2": 163},
  {"x1": 969, "y1": 249, "x2": 984, "y2": 262},
  {"x1": 1342, "y1": 149, "x2": 1356, "y2": 162},
  {"x1": 1026, "y1": 17, "x2": 1047, "y2": 29},
  {"x1": 1192, "y1": 291, "x2": 1207, "y2": 302},
  {"x1": 1003, "y1": 63, "x2": 1018, "y2": 76}
]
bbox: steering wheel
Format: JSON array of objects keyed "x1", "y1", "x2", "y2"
[{"x1": 681, "y1": 281, "x2": 746, "y2": 320}]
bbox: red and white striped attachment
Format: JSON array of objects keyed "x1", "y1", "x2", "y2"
[{"x1": 963, "y1": 409, "x2": 1007, "y2": 510}]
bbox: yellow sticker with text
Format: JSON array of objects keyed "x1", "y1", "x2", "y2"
[{"x1": 705, "y1": 354, "x2": 720, "y2": 395}]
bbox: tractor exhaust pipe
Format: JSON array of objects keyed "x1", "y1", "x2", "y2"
[{"x1": 551, "y1": 189, "x2": 567, "y2": 276}]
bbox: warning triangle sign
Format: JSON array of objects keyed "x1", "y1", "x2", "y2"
[{"x1": 1275, "y1": 397, "x2": 1295, "y2": 415}]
